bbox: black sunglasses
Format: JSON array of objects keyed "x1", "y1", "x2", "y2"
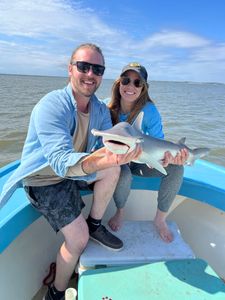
[
  {"x1": 71, "y1": 61, "x2": 105, "y2": 76},
  {"x1": 120, "y1": 76, "x2": 143, "y2": 88}
]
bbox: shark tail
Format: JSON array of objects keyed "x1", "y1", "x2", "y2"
[{"x1": 188, "y1": 147, "x2": 210, "y2": 165}]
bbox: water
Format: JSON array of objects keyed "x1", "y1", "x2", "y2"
[{"x1": 0, "y1": 74, "x2": 225, "y2": 168}]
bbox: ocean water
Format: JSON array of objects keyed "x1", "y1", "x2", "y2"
[{"x1": 0, "y1": 74, "x2": 225, "y2": 168}]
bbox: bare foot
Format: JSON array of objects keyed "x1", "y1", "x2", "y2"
[
  {"x1": 154, "y1": 219, "x2": 174, "y2": 243},
  {"x1": 108, "y1": 209, "x2": 124, "y2": 231}
]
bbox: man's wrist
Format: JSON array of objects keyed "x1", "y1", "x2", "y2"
[{"x1": 81, "y1": 161, "x2": 89, "y2": 175}]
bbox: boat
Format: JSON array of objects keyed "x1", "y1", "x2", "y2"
[{"x1": 1, "y1": 159, "x2": 225, "y2": 299}]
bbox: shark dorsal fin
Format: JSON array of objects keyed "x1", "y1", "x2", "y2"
[
  {"x1": 178, "y1": 137, "x2": 186, "y2": 146},
  {"x1": 132, "y1": 112, "x2": 144, "y2": 133}
]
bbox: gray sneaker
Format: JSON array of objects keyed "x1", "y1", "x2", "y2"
[{"x1": 89, "y1": 225, "x2": 123, "y2": 251}]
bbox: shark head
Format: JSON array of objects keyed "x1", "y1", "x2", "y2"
[{"x1": 91, "y1": 122, "x2": 144, "y2": 154}]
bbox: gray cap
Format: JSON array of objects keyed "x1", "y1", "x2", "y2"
[{"x1": 120, "y1": 62, "x2": 148, "y2": 82}]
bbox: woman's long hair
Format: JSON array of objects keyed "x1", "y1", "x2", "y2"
[{"x1": 108, "y1": 77, "x2": 153, "y2": 125}]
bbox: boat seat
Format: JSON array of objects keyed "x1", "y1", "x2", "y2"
[
  {"x1": 79, "y1": 220, "x2": 195, "y2": 272},
  {"x1": 78, "y1": 258, "x2": 225, "y2": 300}
]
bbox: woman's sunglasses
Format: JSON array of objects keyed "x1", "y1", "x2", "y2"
[
  {"x1": 71, "y1": 61, "x2": 105, "y2": 76},
  {"x1": 120, "y1": 76, "x2": 143, "y2": 88}
]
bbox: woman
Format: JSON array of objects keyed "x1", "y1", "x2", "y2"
[{"x1": 107, "y1": 62, "x2": 188, "y2": 243}]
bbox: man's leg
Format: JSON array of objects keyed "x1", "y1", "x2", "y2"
[
  {"x1": 87, "y1": 166, "x2": 124, "y2": 250},
  {"x1": 90, "y1": 166, "x2": 121, "y2": 218},
  {"x1": 25, "y1": 180, "x2": 87, "y2": 299},
  {"x1": 55, "y1": 214, "x2": 89, "y2": 291}
]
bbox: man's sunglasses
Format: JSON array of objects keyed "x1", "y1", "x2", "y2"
[
  {"x1": 71, "y1": 61, "x2": 105, "y2": 76},
  {"x1": 120, "y1": 76, "x2": 143, "y2": 88}
]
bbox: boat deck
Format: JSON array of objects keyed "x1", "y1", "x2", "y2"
[{"x1": 79, "y1": 259, "x2": 225, "y2": 300}]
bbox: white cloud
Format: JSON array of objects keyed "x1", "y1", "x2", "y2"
[
  {"x1": 0, "y1": 0, "x2": 224, "y2": 83},
  {"x1": 0, "y1": 0, "x2": 117, "y2": 41},
  {"x1": 141, "y1": 30, "x2": 210, "y2": 48},
  {"x1": 192, "y1": 44, "x2": 225, "y2": 61}
]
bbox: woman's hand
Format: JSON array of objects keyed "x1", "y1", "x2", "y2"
[{"x1": 162, "y1": 148, "x2": 189, "y2": 167}]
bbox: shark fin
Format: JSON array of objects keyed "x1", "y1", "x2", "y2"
[
  {"x1": 131, "y1": 112, "x2": 144, "y2": 133},
  {"x1": 135, "y1": 157, "x2": 167, "y2": 175},
  {"x1": 178, "y1": 137, "x2": 186, "y2": 146},
  {"x1": 148, "y1": 160, "x2": 167, "y2": 175}
]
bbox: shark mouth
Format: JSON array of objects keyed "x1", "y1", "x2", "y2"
[{"x1": 104, "y1": 140, "x2": 130, "y2": 154}]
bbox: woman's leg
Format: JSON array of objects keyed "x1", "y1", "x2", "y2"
[
  {"x1": 108, "y1": 164, "x2": 132, "y2": 231},
  {"x1": 130, "y1": 162, "x2": 184, "y2": 242}
]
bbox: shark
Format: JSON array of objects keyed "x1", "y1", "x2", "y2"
[{"x1": 91, "y1": 112, "x2": 210, "y2": 175}]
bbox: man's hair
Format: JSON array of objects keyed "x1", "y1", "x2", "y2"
[{"x1": 70, "y1": 43, "x2": 105, "y2": 65}]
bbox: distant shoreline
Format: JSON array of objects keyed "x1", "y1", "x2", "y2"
[{"x1": 0, "y1": 73, "x2": 224, "y2": 86}]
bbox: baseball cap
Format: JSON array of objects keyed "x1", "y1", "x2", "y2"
[{"x1": 120, "y1": 62, "x2": 148, "y2": 82}]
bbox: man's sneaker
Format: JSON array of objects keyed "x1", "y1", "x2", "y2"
[
  {"x1": 89, "y1": 224, "x2": 123, "y2": 251},
  {"x1": 43, "y1": 285, "x2": 65, "y2": 300}
]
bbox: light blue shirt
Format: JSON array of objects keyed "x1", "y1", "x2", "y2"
[
  {"x1": 120, "y1": 102, "x2": 164, "y2": 139},
  {"x1": 104, "y1": 97, "x2": 164, "y2": 138},
  {"x1": 0, "y1": 84, "x2": 112, "y2": 208}
]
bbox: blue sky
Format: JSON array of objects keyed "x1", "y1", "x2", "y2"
[{"x1": 0, "y1": 0, "x2": 225, "y2": 83}]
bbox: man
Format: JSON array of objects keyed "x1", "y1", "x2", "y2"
[{"x1": 0, "y1": 43, "x2": 141, "y2": 300}]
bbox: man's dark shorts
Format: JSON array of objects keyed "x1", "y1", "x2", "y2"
[{"x1": 24, "y1": 179, "x2": 92, "y2": 232}]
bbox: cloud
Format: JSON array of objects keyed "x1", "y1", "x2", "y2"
[
  {"x1": 0, "y1": 0, "x2": 224, "y2": 83},
  {"x1": 142, "y1": 30, "x2": 210, "y2": 48},
  {"x1": 192, "y1": 44, "x2": 225, "y2": 61},
  {"x1": 0, "y1": 0, "x2": 116, "y2": 41}
]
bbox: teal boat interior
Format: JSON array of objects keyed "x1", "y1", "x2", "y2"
[{"x1": 78, "y1": 259, "x2": 225, "y2": 300}]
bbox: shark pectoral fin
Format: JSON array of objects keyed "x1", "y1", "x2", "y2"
[{"x1": 148, "y1": 160, "x2": 167, "y2": 175}]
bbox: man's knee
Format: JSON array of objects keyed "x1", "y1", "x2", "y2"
[
  {"x1": 69, "y1": 231, "x2": 89, "y2": 254},
  {"x1": 77, "y1": 232, "x2": 89, "y2": 252},
  {"x1": 63, "y1": 220, "x2": 89, "y2": 254},
  {"x1": 104, "y1": 166, "x2": 121, "y2": 180}
]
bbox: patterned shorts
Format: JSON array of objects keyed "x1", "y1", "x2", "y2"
[{"x1": 24, "y1": 179, "x2": 91, "y2": 232}]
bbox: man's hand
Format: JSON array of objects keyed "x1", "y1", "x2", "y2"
[
  {"x1": 82, "y1": 144, "x2": 142, "y2": 174},
  {"x1": 106, "y1": 144, "x2": 142, "y2": 166},
  {"x1": 162, "y1": 148, "x2": 189, "y2": 167}
]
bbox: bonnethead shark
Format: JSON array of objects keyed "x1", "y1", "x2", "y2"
[{"x1": 91, "y1": 112, "x2": 210, "y2": 175}]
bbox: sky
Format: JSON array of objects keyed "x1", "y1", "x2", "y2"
[{"x1": 0, "y1": 0, "x2": 225, "y2": 83}]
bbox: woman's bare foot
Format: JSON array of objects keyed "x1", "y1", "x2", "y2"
[
  {"x1": 108, "y1": 208, "x2": 124, "y2": 231},
  {"x1": 154, "y1": 209, "x2": 173, "y2": 243},
  {"x1": 154, "y1": 219, "x2": 173, "y2": 243}
]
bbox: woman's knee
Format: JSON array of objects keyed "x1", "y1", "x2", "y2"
[
  {"x1": 119, "y1": 164, "x2": 132, "y2": 183},
  {"x1": 166, "y1": 164, "x2": 184, "y2": 178}
]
